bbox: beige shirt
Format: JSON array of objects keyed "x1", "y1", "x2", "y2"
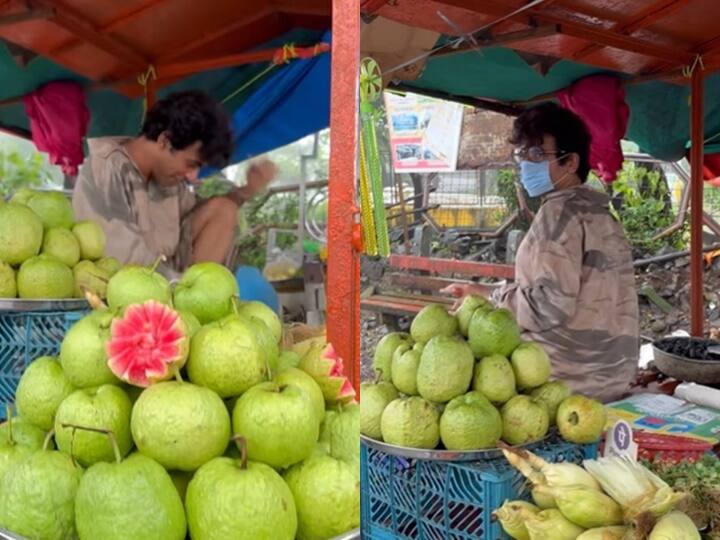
[
  {"x1": 494, "y1": 185, "x2": 639, "y2": 402},
  {"x1": 72, "y1": 137, "x2": 196, "y2": 278}
]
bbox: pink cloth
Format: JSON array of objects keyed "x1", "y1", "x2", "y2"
[
  {"x1": 23, "y1": 81, "x2": 90, "y2": 176},
  {"x1": 557, "y1": 75, "x2": 629, "y2": 183}
]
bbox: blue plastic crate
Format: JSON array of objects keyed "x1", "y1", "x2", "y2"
[
  {"x1": 361, "y1": 435, "x2": 598, "y2": 540},
  {"x1": 0, "y1": 310, "x2": 85, "y2": 419}
]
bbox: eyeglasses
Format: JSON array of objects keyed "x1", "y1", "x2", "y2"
[{"x1": 512, "y1": 146, "x2": 567, "y2": 163}]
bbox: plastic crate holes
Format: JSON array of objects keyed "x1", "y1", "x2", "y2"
[
  {"x1": 361, "y1": 437, "x2": 599, "y2": 540},
  {"x1": 0, "y1": 310, "x2": 86, "y2": 420}
]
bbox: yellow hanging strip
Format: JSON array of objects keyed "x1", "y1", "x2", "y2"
[{"x1": 359, "y1": 133, "x2": 378, "y2": 256}]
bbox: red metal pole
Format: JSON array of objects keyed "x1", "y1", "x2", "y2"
[
  {"x1": 690, "y1": 64, "x2": 705, "y2": 336},
  {"x1": 327, "y1": 0, "x2": 360, "y2": 392}
]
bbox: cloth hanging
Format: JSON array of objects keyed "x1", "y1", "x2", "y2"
[
  {"x1": 557, "y1": 75, "x2": 629, "y2": 183},
  {"x1": 23, "y1": 80, "x2": 90, "y2": 176}
]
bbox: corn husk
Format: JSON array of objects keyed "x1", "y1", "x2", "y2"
[
  {"x1": 583, "y1": 456, "x2": 686, "y2": 520},
  {"x1": 534, "y1": 484, "x2": 623, "y2": 529},
  {"x1": 492, "y1": 500, "x2": 539, "y2": 540},
  {"x1": 523, "y1": 508, "x2": 585, "y2": 540},
  {"x1": 503, "y1": 447, "x2": 601, "y2": 509},
  {"x1": 576, "y1": 526, "x2": 629, "y2": 540},
  {"x1": 531, "y1": 486, "x2": 556, "y2": 509},
  {"x1": 647, "y1": 511, "x2": 701, "y2": 540}
]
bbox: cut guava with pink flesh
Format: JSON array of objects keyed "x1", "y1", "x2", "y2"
[
  {"x1": 107, "y1": 300, "x2": 189, "y2": 387},
  {"x1": 298, "y1": 343, "x2": 356, "y2": 405}
]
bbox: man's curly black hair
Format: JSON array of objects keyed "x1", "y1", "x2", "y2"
[
  {"x1": 509, "y1": 101, "x2": 592, "y2": 182},
  {"x1": 140, "y1": 90, "x2": 232, "y2": 169}
]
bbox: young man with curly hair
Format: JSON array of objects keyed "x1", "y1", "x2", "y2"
[
  {"x1": 443, "y1": 102, "x2": 639, "y2": 402},
  {"x1": 73, "y1": 90, "x2": 276, "y2": 277}
]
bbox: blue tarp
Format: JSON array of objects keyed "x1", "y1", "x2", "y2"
[{"x1": 227, "y1": 30, "x2": 331, "y2": 164}]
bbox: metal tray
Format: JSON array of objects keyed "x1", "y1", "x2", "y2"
[
  {"x1": 0, "y1": 527, "x2": 360, "y2": 540},
  {"x1": 361, "y1": 431, "x2": 553, "y2": 462},
  {"x1": 0, "y1": 299, "x2": 88, "y2": 313},
  {"x1": 652, "y1": 342, "x2": 720, "y2": 385}
]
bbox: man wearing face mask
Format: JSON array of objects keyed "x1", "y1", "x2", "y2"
[{"x1": 443, "y1": 102, "x2": 639, "y2": 402}]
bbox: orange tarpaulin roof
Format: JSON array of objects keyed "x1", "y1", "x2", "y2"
[
  {"x1": 363, "y1": 0, "x2": 720, "y2": 83},
  {"x1": 0, "y1": 0, "x2": 330, "y2": 97}
]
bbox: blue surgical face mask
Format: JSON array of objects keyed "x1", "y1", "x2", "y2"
[{"x1": 519, "y1": 160, "x2": 555, "y2": 198}]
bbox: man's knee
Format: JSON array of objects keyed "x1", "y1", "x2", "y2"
[{"x1": 202, "y1": 196, "x2": 238, "y2": 225}]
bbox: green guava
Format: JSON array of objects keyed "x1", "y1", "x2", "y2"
[
  {"x1": 15, "y1": 356, "x2": 75, "y2": 431},
  {"x1": 232, "y1": 382, "x2": 319, "y2": 469},
  {"x1": 72, "y1": 220, "x2": 106, "y2": 260},
  {"x1": 439, "y1": 391, "x2": 502, "y2": 450},
  {"x1": 0, "y1": 261, "x2": 15, "y2": 297},
  {"x1": 381, "y1": 397, "x2": 440, "y2": 449},
  {"x1": 177, "y1": 309, "x2": 201, "y2": 338},
  {"x1": 75, "y1": 453, "x2": 187, "y2": 540},
  {"x1": 0, "y1": 202, "x2": 43, "y2": 265},
  {"x1": 468, "y1": 308, "x2": 522, "y2": 358},
  {"x1": 0, "y1": 449, "x2": 81, "y2": 540},
  {"x1": 73, "y1": 260, "x2": 111, "y2": 299},
  {"x1": 455, "y1": 294, "x2": 492, "y2": 337},
  {"x1": 95, "y1": 256, "x2": 122, "y2": 276},
  {"x1": 0, "y1": 415, "x2": 35, "y2": 480},
  {"x1": 17, "y1": 254, "x2": 74, "y2": 299},
  {"x1": 511, "y1": 342, "x2": 552, "y2": 389},
  {"x1": 416, "y1": 335, "x2": 474, "y2": 403},
  {"x1": 243, "y1": 315, "x2": 280, "y2": 376},
  {"x1": 9, "y1": 188, "x2": 36, "y2": 206},
  {"x1": 27, "y1": 191, "x2": 74, "y2": 229},
  {"x1": 473, "y1": 354, "x2": 517, "y2": 404},
  {"x1": 391, "y1": 344, "x2": 421, "y2": 396},
  {"x1": 501, "y1": 395, "x2": 549, "y2": 445},
  {"x1": 187, "y1": 315, "x2": 267, "y2": 398},
  {"x1": 323, "y1": 403, "x2": 359, "y2": 466},
  {"x1": 372, "y1": 332, "x2": 412, "y2": 382},
  {"x1": 54, "y1": 385, "x2": 133, "y2": 467},
  {"x1": 106, "y1": 263, "x2": 171, "y2": 310},
  {"x1": 59, "y1": 310, "x2": 119, "y2": 388},
  {"x1": 411, "y1": 304, "x2": 458, "y2": 344},
  {"x1": 530, "y1": 380, "x2": 572, "y2": 426},
  {"x1": 42, "y1": 227, "x2": 80, "y2": 268},
  {"x1": 556, "y1": 395, "x2": 607, "y2": 444},
  {"x1": 131, "y1": 381, "x2": 230, "y2": 471},
  {"x1": 275, "y1": 367, "x2": 326, "y2": 423},
  {"x1": 173, "y1": 262, "x2": 239, "y2": 324},
  {"x1": 186, "y1": 456, "x2": 297, "y2": 540},
  {"x1": 284, "y1": 455, "x2": 360, "y2": 540},
  {"x1": 235, "y1": 300, "x2": 282, "y2": 344},
  {"x1": 0, "y1": 417, "x2": 47, "y2": 450},
  {"x1": 277, "y1": 350, "x2": 302, "y2": 372},
  {"x1": 360, "y1": 381, "x2": 398, "y2": 440}
]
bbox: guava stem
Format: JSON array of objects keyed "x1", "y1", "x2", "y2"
[
  {"x1": 150, "y1": 255, "x2": 166, "y2": 274},
  {"x1": 42, "y1": 429, "x2": 55, "y2": 452},
  {"x1": 83, "y1": 288, "x2": 107, "y2": 310},
  {"x1": 61, "y1": 423, "x2": 122, "y2": 464},
  {"x1": 174, "y1": 369, "x2": 184, "y2": 384},
  {"x1": 5, "y1": 405, "x2": 13, "y2": 446},
  {"x1": 231, "y1": 435, "x2": 248, "y2": 470},
  {"x1": 230, "y1": 295, "x2": 241, "y2": 315}
]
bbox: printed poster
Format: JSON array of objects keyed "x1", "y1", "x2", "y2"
[{"x1": 384, "y1": 91, "x2": 463, "y2": 173}]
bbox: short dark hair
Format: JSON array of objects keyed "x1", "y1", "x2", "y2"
[
  {"x1": 140, "y1": 90, "x2": 232, "y2": 169},
  {"x1": 509, "y1": 102, "x2": 592, "y2": 181}
]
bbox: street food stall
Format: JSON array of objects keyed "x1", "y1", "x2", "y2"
[
  {"x1": 358, "y1": 1, "x2": 720, "y2": 538},
  {"x1": 0, "y1": 1, "x2": 360, "y2": 539}
]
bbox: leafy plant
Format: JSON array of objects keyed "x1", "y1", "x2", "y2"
[
  {"x1": 608, "y1": 162, "x2": 686, "y2": 255},
  {"x1": 0, "y1": 149, "x2": 54, "y2": 197},
  {"x1": 235, "y1": 193, "x2": 300, "y2": 269}
]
